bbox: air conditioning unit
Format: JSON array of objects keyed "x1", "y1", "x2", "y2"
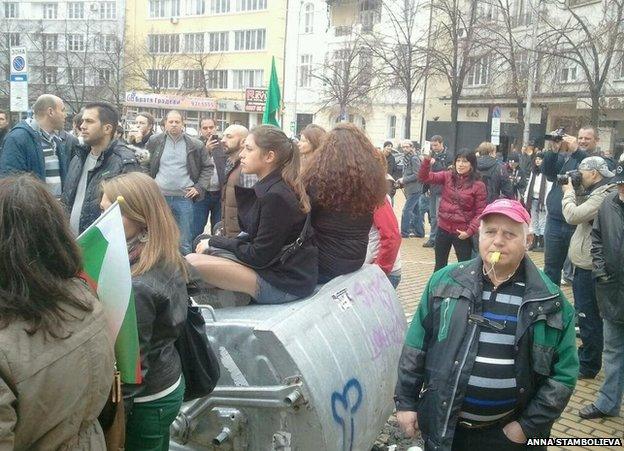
[
  {"x1": 90, "y1": 3, "x2": 98, "y2": 11},
  {"x1": 171, "y1": 17, "x2": 179, "y2": 24}
]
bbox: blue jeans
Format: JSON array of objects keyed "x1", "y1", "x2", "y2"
[
  {"x1": 165, "y1": 196, "x2": 194, "y2": 255},
  {"x1": 418, "y1": 193, "x2": 430, "y2": 226},
  {"x1": 429, "y1": 193, "x2": 441, "y2": 241},
  {"x1": 387, "y1": 273, "x2": 401, "y2": 289},
  {"x1": 595, "y1": 319, "x2": 624, "y2": 416},
  {"x1": 401, "y1": 192, "x2": 424, "y2": 237},
  {"x1": 543, "y1": 217, "x2": 575, "y2": 286},
  {"x1": 192, "y1": 190, "x2": 222, "y2": 239},
  {"x1": 573, "y1": 268, "x2": 603, "y2": 376}
]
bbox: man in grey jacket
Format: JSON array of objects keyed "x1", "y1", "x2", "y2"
[
  {"x1": 562, "y1": 156, "x2": 616, "y2": 380},
  {"x1": 146, "y1": 110, "x2": 214, "y2": 255},
  {"x1": 396, "y1": 139, "x2": 423, "y2": 238}
]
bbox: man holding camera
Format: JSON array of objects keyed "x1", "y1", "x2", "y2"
[
  {"x1": 397, "y1": 140, "x2": 424, "y2": 238},
  {"x1": 562, "y1": 157, "x2": 616, "y2": 380},
  {"x1": 541, "y1": 132, "x2": 588, "y2": 286},
  {"x1": 579, "y1": 161, "x2": 624, "y2": 419}
]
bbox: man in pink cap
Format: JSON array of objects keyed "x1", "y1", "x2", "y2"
[{"x1": 395, "y1": 198, "x2": 578, "y2": 450}]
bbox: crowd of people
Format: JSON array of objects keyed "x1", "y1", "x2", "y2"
[{"x1": 1, "y1": 93, "x2": 623, "y2": 450}]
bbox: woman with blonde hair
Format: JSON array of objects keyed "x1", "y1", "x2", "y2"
[
  {"x1": 298, "y1": 124, "x2": 327, "y2": 170},
  {"x1": 100, "y1": 171, "x2": 188, "y2": 450},
  {"x1": 187, "y1": 125, "x2": 318, "y2": 304}
]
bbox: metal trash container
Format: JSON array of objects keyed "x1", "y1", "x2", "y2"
[{"x1": 171, "y1": 264, "x2": 407, "y2": 450}]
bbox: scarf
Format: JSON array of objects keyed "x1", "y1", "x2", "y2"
[{"x1": 525, "y1": 168, "x2": 547, "y2": 212}]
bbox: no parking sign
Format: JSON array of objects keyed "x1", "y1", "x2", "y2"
[{"x1": 10, "y1": 47, "x2": 28, "y2": 112}]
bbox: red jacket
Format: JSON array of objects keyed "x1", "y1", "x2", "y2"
[
  {"x1": 369, "y1": 198, "x2": 401, "y2": 274},
  {"x1": 418, "y1": 158, "x2": 487, "y2": 237}
]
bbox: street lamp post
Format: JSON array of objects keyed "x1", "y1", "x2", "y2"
[
  {"x1": 292, "y1": 0, "x2": 305, "y2": 136},
  {"x1": 522, "y1": 0, "x2": 542, "y2": 146}
]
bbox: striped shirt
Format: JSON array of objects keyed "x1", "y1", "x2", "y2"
[
  {"x1": 459, "y1": 265, "x2": 526, "y2": 423},
  {"x1": 41, "y1": 129, "x2": 61, "y2": 197}
]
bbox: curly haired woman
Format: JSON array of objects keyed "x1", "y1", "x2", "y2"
[{"x1": 301, "y1": 123, "x2": 388, "y2": 283}]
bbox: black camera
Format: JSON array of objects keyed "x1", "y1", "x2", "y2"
[
  {"x1": 544, "y1": 127, "x2": 565, "y2": 142},
  {"x1": 556, "y1": 170, "x2": 582, "y2": 188}
]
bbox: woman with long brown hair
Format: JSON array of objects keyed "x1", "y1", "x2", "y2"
[
  {"x1": 0, "y1": 175, "x2": 114, "y2": 449},
  {"x1": 301, "y1": 123, "x2": 388, "y2": 282},
  {"x1": 187, "y1": 125, "x2": 318, "y2": 303},
  {"x1": 100, "y1": 172, "x2": 188, "y2": 450},
  {"x1": 298, "y1": 124, "x2": 327, "y2": 171}
]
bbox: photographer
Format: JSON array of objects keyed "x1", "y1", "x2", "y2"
[
  {"x1": 541, "y1": 131, "x2": 588, "y2": 285},
  {"x1": 397, "y1": 140, "x2": 424, "y2": 238},
  {"x1": 562, "y1": 157, "x2": 616, "y2": 380}
]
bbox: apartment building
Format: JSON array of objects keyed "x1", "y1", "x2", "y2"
[
  {"x1": 0, "y1": 0, "x2": 126, "y2": 113},
  {"x1": 282, "y1": 0, "x2": 429, "y2": 144},
  {"x1": 124, "y1": 0, "x2": 286, "y2": 131}
]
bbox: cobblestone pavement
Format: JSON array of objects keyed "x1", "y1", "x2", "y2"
[{"x1": 389, "y1": 193, "x2": 624, "y2": 451}]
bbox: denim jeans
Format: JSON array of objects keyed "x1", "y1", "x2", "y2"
[
  {"x1": 573, "y1": 268, "x2": 603, "y2": 376},
  {"x1": 543, "y1": 217, "x2": 575, "y2": 286},
  {"x1": 452, "y1": 422, "x2": 544, "y2": 451},
  {"x1": 387, "y1": 273, "x2": 401, "y2": 289},
  {"x1": 192, "y1": 190, "x2": 222, "y2": 239},
  {"x1": 595, "y1": 319, "x2": 624, "y2": 416},
  {"x1": 429, "y1": 193, "x2": 441, "y2": 241},
  {"x1": 529, "y1": 203, "x2": 547, "y2": 236},
  {"x1": 401, "y1": 192, "x2": 424, "y2": 237},
  {"x1": 418, "y1": 192, "x2": 431, "y2": 226},
  {"x1": 165, "y1": 195, "x2": 194, "y2": 255}
]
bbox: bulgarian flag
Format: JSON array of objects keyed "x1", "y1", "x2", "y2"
[{"x1": 78, "y1": 200, "x2": 142, "y2": 384}]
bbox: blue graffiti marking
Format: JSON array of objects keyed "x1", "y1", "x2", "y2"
[{"x1": 331, "y1": 378, "x2": 363, "y2": 451}]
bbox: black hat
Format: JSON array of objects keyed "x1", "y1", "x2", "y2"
[{"x1": 613, "y1": 162, "x2": 624, "y2": 185}]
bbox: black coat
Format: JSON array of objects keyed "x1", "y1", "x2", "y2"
[
  {"x1": 591, "y1": 192, "x2": 624, "y2": 322},
  {"x1": 477, "y1": 155, "x2": 514, "y2": 204},
  {"x1": 210, "y1": 170, "x2": 318, "y2": 298},
  {"x1": 61, "y1": 139, "x2": 140, "y2": 233},
  {"x1": 542, "y1": 149, "x2": 588, "y2": 222}
]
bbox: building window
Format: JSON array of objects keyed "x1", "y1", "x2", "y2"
[
  {"x1": 303, "y1": 3, "x2": 314, "y2": 33},
  {"x1": 183, "y1": 69, "x2": 205, "y2": 88},
  {"x1": 232, "y1": 69, "x2": 263, "y2": 88},
  {"x1": 99, "y1": 2, "x2": 116, "y2": 19},
  {"x1": 8, "y1": 33, "x2": 20, "y2": 47},
  {"x1": 477, "y1": 2, "x2": 499, "y2": 21},
  {"x1": 236, "y1": 0, "x2": 267, "y2": 12},
  {"x1": 515, "y1": 49, "x2": 529, "y2": 77},
  {"x1": 184, "y1": 33, "x2": 204, "y2": 53},
  {"x1": 96, "y1": 35, "x2": 116, "y2": 52},
  {"x1": 148, "y1": 34, "x2": 181, "y2": 53},
  {"x1": 98, "y1": 68, "x2": 113, "y2": 85},
  {"x1": 211, "y1": 0, "x2": 231, "y2": 14},
  {"x1": 208, "y1": 32, "x2": 229, "y2": 51},
  {"x1": 148, "y1": 69, "x2": 179, "y2": 88},
  {"x1": 206, "y1": 70, "x2": 228, "y2": 88},
  {"x1": 42, "y1": 34, "x2": 58, "y2": 51},
  {"x1": 387, "y1": 115, "x2": 397, "y2": 139},
  {"x1": 513, "y1": 0, "x2": 531, "y2": 26},
  {"x1": 67, "y1": 2, "x2": 85, "y2": 19},
  {"x1": 466, "y1": 55, "x2": 490, "y2": 86},
  {"x1": 568, "y1": 0, "x2": 593, "y2": 6},
  {"x1": 43, "y1": 67, "x2": 58, "y2": 85},
  {"x1": 333, "y1": 48, "x2": 350, "y2": 81},
  {"x1": 67, "y1": 34, "x2": 86, "y2": 52},
  {"x1": 234, "y1": 29, "x2": 266, "y2": 51},
  {"x1": 299, "y1": 54, "x2": 312, "y2": 87},
  {"x1": 359, "y1": 0, "x2": 380, "y2": 31},
  {"x1": 4, "y1": 2, "x2": 18, "y2": 18},
  {"x1": 42, "y1": 3, "x2": 58, "y2": 19},
  {"x1": 68, "y1": 67, "x2": 85, "y2": 85},
  {"x1": 559, "y1": 63, "x2": 578, "y2": 83},
  {"x1": 186, "y1": 0, "x2": 206, "y2": 15},
  {"x1": 149, "y1": 0, "x2": 180, "y2": 17}
]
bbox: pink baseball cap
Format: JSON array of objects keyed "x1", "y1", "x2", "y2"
[{"x1": 479, "y1": 199, "x2": 531, "y2": 225}]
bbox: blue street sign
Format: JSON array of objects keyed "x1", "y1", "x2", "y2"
[
  {"x1": 492, "y1": 106, "x2": 501, "y2": 119},
  {"x1": 12, "y1": 56, "x2": 25, "y2": 72},
  {"x1": 10, "y1": 74, "x2": 27, "y2": 82}
]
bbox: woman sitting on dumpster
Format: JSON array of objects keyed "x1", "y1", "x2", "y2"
[
  {"x1": 187, "y1": 124, "x2": 318, "y2": 304},
  {"x1": 100, "y1": 172, "x2": 189, "y2": 450},
  {"x1": 300, "y1": 123, "x2": 388, "y2": 283}
]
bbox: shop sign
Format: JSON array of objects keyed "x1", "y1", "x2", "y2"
[
  {"x1": 124, "y1": 91, "x2": 217, "y2": 111},
  {"x1": 245, "y1": 88, "x2": 267, "y2": 112}
]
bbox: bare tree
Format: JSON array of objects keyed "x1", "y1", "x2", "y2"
[
  {"x1": 421, "y1": 0, "x2": 481, "y2": 154},
  {"x1": 97, "y1": 34, "x2": 130, "y2": 110},
  {"x1": 536, "y1": 0, "x2": 624, "y2": 126},
  {"x1": 126, "y1": 33, "x2": 183, "y2": 94},
  {"x1": 360, "y1": 0, "x2": 427, "y2": 138},
  {"x1": 313, "y1": 37, "x2": 378, "y2": 122},
  {"x1": 184, "y1": 52, "x2": 225, "y2": 97}
]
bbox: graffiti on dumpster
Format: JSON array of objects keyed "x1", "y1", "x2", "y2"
[
  {"x1": 353, "y1": 273, "x2": 405, "y2": 360},
  {"x1": 331, "y1": 378, "x2": 363, "y2": 451}
]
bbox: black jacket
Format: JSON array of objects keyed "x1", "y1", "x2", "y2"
[
  {"x1": 124, "y1": 262, "x2": 188, "y2": 399},
  {"x1": 542, "y1": 149, "x2": 588, "y2": 222},
  {"x1": 61, "y1": 139, "x2": 140, "y2": 233},
  {"x1": 477, "y1": 155, "x2": 514, "y2": 204},
  {"x1": 591, "y1": 192, "x2": 624, "y2": 322},
  {"x1": 210, "y1": 170, "x2": 318, "y2": 298},
  {"x1": 212, "y1": 145, "x2": 227, "y2": 188},
  {"x1": 146, "y1": 133, "x2": 214, "y2": 199}
]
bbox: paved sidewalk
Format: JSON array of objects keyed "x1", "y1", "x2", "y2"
[{"x1": 392, "y1": 193, "x2": 624, "y2": 451}]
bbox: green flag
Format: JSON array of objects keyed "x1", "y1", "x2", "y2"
[{"x1": 262, "y1": 56, "x2": 281, "y2": 127}]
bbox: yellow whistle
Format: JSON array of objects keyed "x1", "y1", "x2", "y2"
[{"x1": 490, "y1": 251, "x2": 501, "y2": 264}]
